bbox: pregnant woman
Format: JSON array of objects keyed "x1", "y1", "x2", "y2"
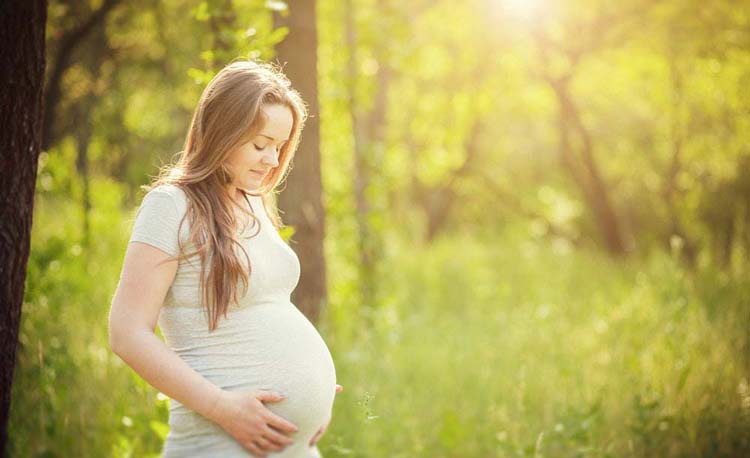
[{"x1": 108, "y1": 59, "x2": 341, "y2": 457}]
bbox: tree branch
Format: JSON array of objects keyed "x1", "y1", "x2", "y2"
[{"x1": 42, "y1": 0, "x2": 120, "y2": 150}]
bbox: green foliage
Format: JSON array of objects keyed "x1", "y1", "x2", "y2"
[
  {"x1": 17, "y1": 141, "x2": 750, "y2": 456},
  {"x1": 11, "y1": 0, "x2": 750, "y2": 456},
  {"x1": 8, "y1": 173, "x2": 168, "y2": 457},
  {"x1": 319, "y1": 229, "x2": 750, "y2": 457}
]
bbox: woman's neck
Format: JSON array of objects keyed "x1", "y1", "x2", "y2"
[{"x1": 226, "y1": 184, "x2": 245, "y2": 204}]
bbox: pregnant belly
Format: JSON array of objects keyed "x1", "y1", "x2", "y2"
[{"x1": 159, "y1": 301, "x2": 337, "y2": 455}]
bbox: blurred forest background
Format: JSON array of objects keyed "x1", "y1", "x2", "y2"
[{"x1": 8, "y1": 0, "x2": 750, "y2": 456}]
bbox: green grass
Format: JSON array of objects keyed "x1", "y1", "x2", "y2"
[
  {"x1": 321, "y1": 230, "x2": 750, "y2": 458},
  {"x1": 8, "y1": 186, "x2": 750, "y2": 457},
  {"x1": 8, "y1": 179, "x2": 168, "y2": 457}
]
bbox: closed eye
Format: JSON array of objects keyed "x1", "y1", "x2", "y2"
[{"x1": 254, "y1": 143, "x2": 283, "y2": 153}]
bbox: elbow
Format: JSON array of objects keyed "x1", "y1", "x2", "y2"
[
  {"x1": 109, "y1": 322, "x2": 153, "y2": 357},
  {"x1": 109, "y1": 320, "x2": 132, "y2": 357},
  {"x1": 109, "y1": 327, "x2": 125, "y2": 357}
]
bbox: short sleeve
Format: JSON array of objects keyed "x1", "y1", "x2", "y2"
[{"x1": 129, "y1": 188, "x2": 182, "y2": 256}]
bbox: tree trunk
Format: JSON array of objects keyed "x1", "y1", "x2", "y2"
[
  {"x1": 344, "y1": 0, "x2": 378, "y2": 312},
  {"x1": 551, "y1": 77, "x2": 628, "y2": 256},
  {"x1": 75, "y1": 109, "x2": 92, "y2": 251},
  {"x1": 421, "y1": 121, "x2": 482, "y2": 242},
  {"x1": 662, "y1": 56, "x2": 697, "y2": 266},
  {"x1": 42, "y1": 0, "x2": 119, "y2": 150},
  {"x1": 273, "y1": 0, "x2": 327, "y2": 325},
  {"x1": 73, "y1": 22, "x2": 109, "y2": 258},
  {"x1": 345, "y1": 0, "x2": 392, "y2": 314},
  {"x1": 0, "y1": 0, "x2": 48, "y2": 452}
]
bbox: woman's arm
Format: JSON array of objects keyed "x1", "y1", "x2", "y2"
[
  {"x1": 109, "y1": 241, "x2": 298, "y2": 456},
  {"x1": 108, "y1": 241, "x2": 223, "y2": 419}
]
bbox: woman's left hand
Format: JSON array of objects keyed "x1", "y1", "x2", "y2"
[{"x1": 310, "y1": 384, "x2": 343, "y2": 447}]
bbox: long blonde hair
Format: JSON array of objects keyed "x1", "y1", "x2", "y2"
[{"x1": 143, "y1": 59, "x2": 307, "y2": 332}]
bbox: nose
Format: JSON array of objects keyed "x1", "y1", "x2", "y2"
[{"x1": 261, "y1": 151, "x2": 279, "y2": 168}]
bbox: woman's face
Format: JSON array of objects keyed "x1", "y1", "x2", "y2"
[{"x1": 225, "y1": 103, "x2": 294, "y2": 192}]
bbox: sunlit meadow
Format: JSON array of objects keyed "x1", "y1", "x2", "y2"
[{"x1": 9, "y1": 171, "x2": 750, "y2": 456}]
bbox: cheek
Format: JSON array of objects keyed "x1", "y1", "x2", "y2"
[
  {"x1": 224, "y1": 159, "x2": 240, "y2": 175},
  {"x1": 224, "y1": 158, "x2": 248, "y2": 181},
  {"x1": 226, "y1": 148, "x2": 250, "y2": 168}
]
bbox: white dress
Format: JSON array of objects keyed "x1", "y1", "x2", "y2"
[{"x1": 128, "y1": 184, "x2": 337, "y2": 457}]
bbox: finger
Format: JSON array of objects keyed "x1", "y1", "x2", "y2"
[
  {"x1": 266, "y1": 412, "x2": 299, "y2": 434},
  {"x1": 245, "y1": 440, "x2": 267, "y2": 457},
  {"x1": 255, "y1": 436, "x2": 281, "y2": 453},
  {"x1": 335, "y1": 384, "x2": 343, "y2": 393},
  {"x1": 254, "y1": 390, "x2": 286, "y2": 403},
  {"x1": 313, "y1": 421, "x2": 330, "y2": 446},
  {"x1": 309, "y1": 429, "x2": 322, "y2": 446},
  {"x1": 264, "y1": 425, "x2": 295, "y2": 445},
  {"x1": 317, "y1": 424, "x2": 328, "y2": 439}
]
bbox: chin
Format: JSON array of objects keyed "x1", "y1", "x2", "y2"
[{"x1": 240, "y1": 177, "x2": 261, "y2": 188}]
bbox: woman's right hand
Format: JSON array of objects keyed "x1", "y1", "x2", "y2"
[{"x1": 206, "y1": 389, "x2": 299, "y2": 457}]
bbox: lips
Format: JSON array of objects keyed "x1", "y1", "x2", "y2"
[{"x1": 250, "y1": 169, "x2": 267, "y2": 177}]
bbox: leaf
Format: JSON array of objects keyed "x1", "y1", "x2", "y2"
[
  {"x1": 192, "y1": 2, "x2": 210, "y2": 21},
  {"x1": 150, "y1": 420, "x2": 169, "y2": 441}
]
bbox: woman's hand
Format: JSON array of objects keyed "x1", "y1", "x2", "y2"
[
  {"x1": 309, "y1": 384, "x2": 343, "y2": 447},
  {"x1": 206, "y1": 389, "x2": 299, "y2": 457}
]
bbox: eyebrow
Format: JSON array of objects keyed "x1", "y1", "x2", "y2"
[{"x1": 258, "y1": 134, "x2": 289, "y2": 142}]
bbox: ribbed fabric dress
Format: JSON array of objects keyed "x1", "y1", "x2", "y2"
[{"x1": 128, "y1": 184, "x2": 337, "y2": 457}]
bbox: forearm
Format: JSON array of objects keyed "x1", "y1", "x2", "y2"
[{"x1": 111, "y1": 329, "x2": 223, "y2": 421}]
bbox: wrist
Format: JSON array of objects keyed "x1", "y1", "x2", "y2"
[{"x1": 203, "y1": 387, "x2": 225, "y2": 423}]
